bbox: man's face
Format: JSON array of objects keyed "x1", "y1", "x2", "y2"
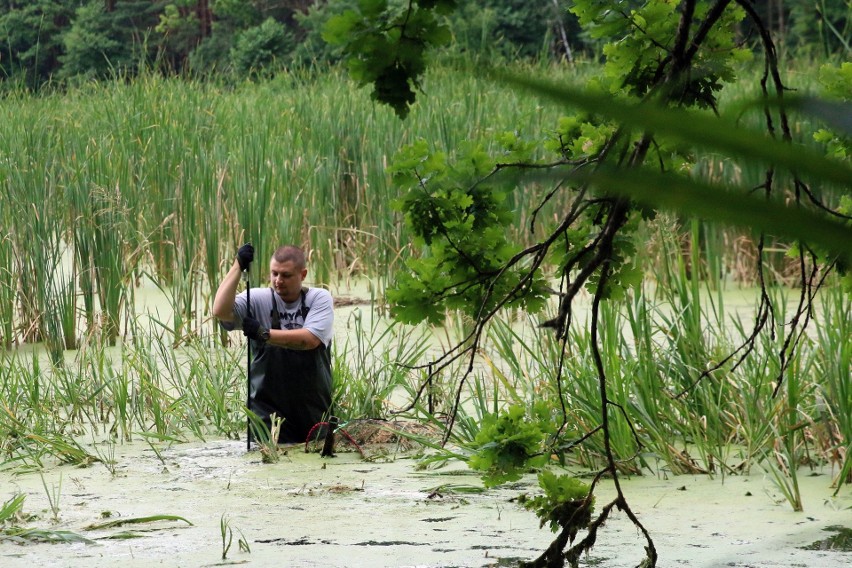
[{"x1": 269, "y1": 259, "x2": 306, "y2": 302}]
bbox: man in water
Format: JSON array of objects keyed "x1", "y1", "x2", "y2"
[{"x1": 212, "y1": 244, "x2": 334, "y2": 443}]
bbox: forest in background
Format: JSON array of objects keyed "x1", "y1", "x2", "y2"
[{"x1": 1, "y1": 0, "x2": 849, "y2": 90}]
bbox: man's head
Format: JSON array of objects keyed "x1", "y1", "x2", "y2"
[{"x1": 269, "y1": 245, "x2": 307, "y2": 302}]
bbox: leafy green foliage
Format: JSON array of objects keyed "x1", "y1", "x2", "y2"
[
  {"x1": 546, "y1": 115, "x2": 615, "y2": 161},
  {"x1": 323, "y1": 0, "x2": 454, "y2": 117},
  {"x1": 58, "y1": 2, "x2": 121, "y2": 80},
  {"x1": 155, "y1": 2, "x2": 203, "y2": 71},
  {"x1": 446, "y1": 0, "x2": 570, "y2": 59},
  {"x1": 214, "y1": 0, "x2": 266, "y2": 28},
  {"x1": 468, "y1": 403, "x2": 551, "y2": 487},
  {"x1": 188, "y1": 31, "x2": 234, "y2": 76},
  {"x1": 518, "y1": 471, "x2": 593, "y2": 536},
  {"x1": 574, "y1": 0, "x2": 751, "y2": 108},
  {"x1": 292, "y1": 0, "x2": 358, "y2": 67},
  {"x1": 188, "y1": 0, "x2": 289, "y2": 76},
  {"x1": 385, "y1": 138, "x2": 550, "y2": 324},
  {"x1": 230, "y1": 17, "x2": 295, "y2": 79},
  {"x1": 0, "y1": 0, "x2": 72, "y2": 86},
  {"x1": 813, "y1": 62, "x2": 851, "y2": 160},
  {"x1": 59, "y1": 0, "x2": 161, "y2": 81}
]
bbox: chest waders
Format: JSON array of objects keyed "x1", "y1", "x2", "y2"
[{"x1": 248, "y1": 288, "x2": 332, "y2": 443}]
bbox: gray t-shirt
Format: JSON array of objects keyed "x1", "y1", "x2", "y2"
[{"x1": 223, "y1": 286, "x2": 334, "y2": 346}]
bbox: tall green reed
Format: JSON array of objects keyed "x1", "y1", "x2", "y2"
[
  {"x1": 122, "y1": 322, "x2": 180, "y2": 437},
  {"x1": 332, "y1": 307, "x2": 432, "y2": 421},
  {"x1": 101, "y1": 361, "x2": 133, "y2": 443},
  {"x1": 560, "y1": 306, "x2": 644, "y2": 473},
  {"x1": 750, "y1": 288, "x2": 814, "y2": 511},
  {"x1": 813, "y1": 285, "x2": 851, "y2": 492},
  {"x1": 0, "y1": 225, "x2": 14, "y2": 350},
  {"x1": 39, "y1": 472, "x2": 63, "y2": 523},
  {"x1": 720, "y1": 313, "x2": 780, "y2": 473},
  {"x1": 122, "y1": 316, "x2": 244, "y2": 440},
  {"x1": 1, "y1": 125, "x2": 73, "y2": 361}
]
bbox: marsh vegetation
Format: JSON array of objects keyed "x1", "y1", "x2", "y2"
[{"x1": 0, "y1": 60, "x2": 849, "y2": 565}]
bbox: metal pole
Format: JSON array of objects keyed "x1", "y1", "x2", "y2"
[{"x1": 244, "y1": 268, "x2": 252, "y2": 451}]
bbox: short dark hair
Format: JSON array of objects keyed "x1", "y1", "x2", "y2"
[{"x1": 272, "y1": 245, "x2": 306, "y2": 269}]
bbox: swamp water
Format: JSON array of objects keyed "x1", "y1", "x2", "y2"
[
  {"x1": 2, "y1": 281, "x2": 850, "y2": 567},
  {"x1": 1, "y1": 438, "x2": 851, "y2": 568}
]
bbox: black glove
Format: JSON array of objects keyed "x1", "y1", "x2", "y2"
[
  {"x1": 237, "y1": 243, "x2": 254, "y2": 271},
  {"x1": 242, "y1": 316, "x2": 269, "y2": 342}
]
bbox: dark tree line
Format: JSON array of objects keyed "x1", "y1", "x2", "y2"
[{"x1": 0, "y1": 1, "x2": 848, "y2": 89}]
